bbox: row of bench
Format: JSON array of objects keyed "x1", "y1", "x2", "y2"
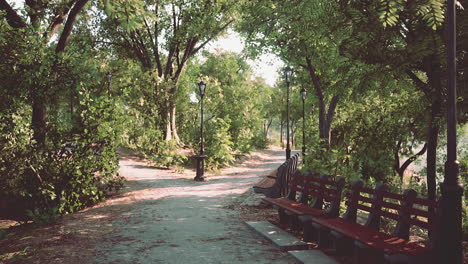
[
  {"x1": 253, "y1": 153, "x2": 301, "y2": 198},
  {"x1": 261, "y1": 166, "x2": 438, "y2": 264}
]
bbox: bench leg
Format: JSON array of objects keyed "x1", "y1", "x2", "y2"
[
  {"x1": 317, "y1": 224, "x2": 332, "y2": 248},
  {"x1": 385, "y1": 252, "x2": 434, "y2": 264},
  {"x1": 353, "y1": 241, "x2": 384, "y2": 264},
  {"x1": 299, "y1": 216, "x2": 317, "y2": 242},
  {"x1": 278, "y1": 209, "x2": 288, "y2": 226},
  {"x1": 330, "y1": 230, "x2": 353, "y2": 255},
  {"x1": 285, "y1": 211, "x2": 301, "y2": 231}
]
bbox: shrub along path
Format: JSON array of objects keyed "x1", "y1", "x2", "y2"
[{"x1": 0, "y1": 147, "x2": 297, "y2": 263}]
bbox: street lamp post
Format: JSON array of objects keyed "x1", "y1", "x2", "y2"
[
  {"x1": 284, "y1": 66, "x2": 293, "y2": 160},
  {"x1": 106, "y1": 71, "x2": 112, "y2": 95},
  {"x1": 300, "y1": 87, "x2": 307, "y2": 157},
  {"x1": 194, "y1": 81, "x2": 207, "y2": 182},
  {"x1": 437, "y1": 0, "x2": 463, "y2": 263}
]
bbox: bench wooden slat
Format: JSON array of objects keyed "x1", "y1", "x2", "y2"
[
  {"x1": 288, "y1": 185, "x2": 304, "y2": 192},
  {"x1": 305, "y1": 182, "x2": 339, "y2": 192},
  {"x1": 312, "y1": 181, "x2": 437, "y2": 259},
  {"x1": 380, "y1": 200, "x2": 435, "y2": 220},
  {"x1": 380, "y1": 190, "x2": 406, "y2": 201},
  {"x1": 348, "y1": 193, "x2": 436, "y2": 223},
  {"x1": 305, "y1": 177, "x2": 337, "y2": 186},
  {"x1": 375, "y1": 200, "x2": 434, "y2": 222},
  {"x1": 306, "y1": 189, "x2": 337, "y2": 202},
  {"x1": 313, "y1": 217, "x2": 430, "y2": 256},
  {"x1": 345, "y1": 200, "x2": 372, "y2": 212},
  {"x1": 304, "y1": 183, "x2": 338, "y2": 195},
  {"x1": 261, "y1": 197, "x2": 326, "y2": 216},
  {"x1": 407, "y1": 217, "x2": 433, "y2": 230},
  {"x1": 360, "y1": 186, "x2": 378, "y2": 195},
  {"x1": 414, "y1": 197, "x2": 438, "y2": 208}
]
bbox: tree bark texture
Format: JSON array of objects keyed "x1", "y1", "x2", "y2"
[
  {"x1": 426, "y1": 101, "x2": 441, "y2": 201},
  {"x1": 31, "y1": 95, "x2": 46, "y2": 144},
  {"x1": 280, "y1": 121, "x2": 284, "y2": 148},
  {"x1": 304, "y1": 57, "x2": 339, "y2": 148},
  {"x1": 425, "y1": 55, "x2": 443, "y2": 202},
  {"x1": 394, "y1": 143, "x2": 428, "y2": 180},
  {"x1": 169, "y1": 105, "x2": 181, "y2": 142}
]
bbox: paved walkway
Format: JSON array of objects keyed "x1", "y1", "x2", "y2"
[{"x1": 95, "y1": 148, "x2": 298, "y2": 263}]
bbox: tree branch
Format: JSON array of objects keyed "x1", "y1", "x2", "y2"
[
  {"x1": 190, "y1": 20, "x2": 234, "y2": 56},
  {"x1": 144, "y1": 18, "x2": 162, "y2": 75},
  {"x1": 326, "y1": 95, "x2": 339, "y2": 129},
  {"x1": 55, "y1": 0, "x2": 89, "y2": 53},
  {"x1": 406, "y1": 70, "x2": 430, "y2": 97},
  {"x1": 398, "y1": 143, "x2": 428, "y2": 178},
  {"x1": 0, "y1": 0, "x2": 26, "y2": 28},
  {"x1": 44, "y1": 0, "x2": 76, "y2": 41}
]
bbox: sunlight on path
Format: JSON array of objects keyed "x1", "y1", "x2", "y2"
[{"x1": 95, "y1": 148, "x2": 297, "y2": 263}]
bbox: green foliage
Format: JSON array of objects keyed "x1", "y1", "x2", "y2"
[
  {"x1": 148, "y1": 141, "x2": 188, "y2": 168},
  {"x1": 0, "y1": 95, "x2": 125, "y2": 215},
  {"x1": 377, "y1": 0, "x2": 404, "y2": 28},
  {"x1": 199, "y1": 52, "x2": 271, "y2": 155},
  {"x1": 0, "y1": 10, "x2": 125, "y2": 217},
  {"x1": 26, "y1": 207, "x2": 61, "y2": 225},
  {"x1": 251, "y1": 132, "x2": 270, "y2": 149},
  {"x1": 302, "y1": 134, "x2": 361, "y2": 181},
  {"x1": 205, "y1": 118, "x2": 235, "y2": 169}
]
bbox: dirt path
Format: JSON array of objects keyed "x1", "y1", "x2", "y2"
[{"x1": 1, "y1": 147, "x2": 297, "y2": 263}]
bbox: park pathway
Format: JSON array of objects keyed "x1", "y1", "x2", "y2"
[{"x1": 95, "y1": 147, "x2": 298, "y2": 263}]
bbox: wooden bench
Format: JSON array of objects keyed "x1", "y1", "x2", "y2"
[
  {"x1": 310, "y1": 181, "x2": 438, "y2": 264},
  {"x1": 252, "y1": 168, "x2": 278, "y2": 190},
  {"x1": 262, "y1": 170, "x2": 345, "y2": 235},
  {"x1": 254, "y1": 153, "x2": 300, "y2": 198}
]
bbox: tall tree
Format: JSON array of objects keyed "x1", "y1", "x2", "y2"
[
  {"x1": 0, "y1": 0, "x2": 90, "y2": 144},
  {"x1": 238, "y1": 1, "x2": 366, "y2": 148},
  {"x1": 199, "y1": 51, "x2": 270, "y2": 152},
  {"x1": 337, "y1": 0, "x2": 467, "y2": 200},
  {"x1": 102, "y1": 0, "x2": 241, "y2": 143}
]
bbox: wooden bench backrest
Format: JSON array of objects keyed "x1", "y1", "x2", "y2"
[
  {"x1": 344, "y1": 181, "x2": 438, "y2": 240},
  {"x1": 279, "y1": 153, "x2": 300, "y2": 196},
  {"x1": 286, "y1": 171, "x2": 345, "y2": 218},
  {"x1": 275, "y1": 163, "x2": 288, "y2": 196}
]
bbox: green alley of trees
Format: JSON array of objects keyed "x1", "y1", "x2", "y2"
[{"x1": 0, "y1": 0, "x2": 466, "y2": 228}]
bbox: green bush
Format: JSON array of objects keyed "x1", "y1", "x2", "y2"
[
  {"x1": 0, "y1": 94, "x2": 124, "y2": 219},
  {"x1": 26, "y1": 207, "x2": 61, "y2": 225},
  {"x1": 205, "y1": 118, "x2": 235, "y2": 169},
  {"x1": 148, "y1": 140, "x2": 188, "y2": 168},
  {"x1": 251, "y1": 133, "x2": 270, "y2": 149}
]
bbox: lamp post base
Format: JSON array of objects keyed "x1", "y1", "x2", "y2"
[
  {"x1": 437, "y1": 160, "x2": 463, "y2": 264},
  {"x1": 193, "y1": 155, "x2": 207, "y2": 181}
]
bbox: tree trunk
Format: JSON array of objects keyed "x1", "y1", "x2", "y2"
[
  {"x1": 280, "y1": 121, "x2": 284, "y2": 148},
  {"x1": 304, "y1": 57, "x2": 339, "y2": 148},
  {"x1": 291, "y1": 126, "x2": 295, "y2": 148},
  {"x1": 170, "y1": 105, "x2": 181, "y2": 143},
  {"x1": 323, "y1": 96, "x2": 339, "y2": 146},
  {"x1": 264, "y1": 119, "x2": 272, "y2": 138},
  {"x1": 426, "y1": 101, "x2": 440, "y2": 201},
  {"x1": 425, "y1": 56, "x2": 442, "y2": 201},
  {"x1": 32, "y1": 94, "x2": 46, "y2": 145},
  {"x1": 0, "y1": 0, "x2": 88, "y2": 145},
  {"x1": 165, "y1": 110, "x2": 172, "y2": 141}
]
